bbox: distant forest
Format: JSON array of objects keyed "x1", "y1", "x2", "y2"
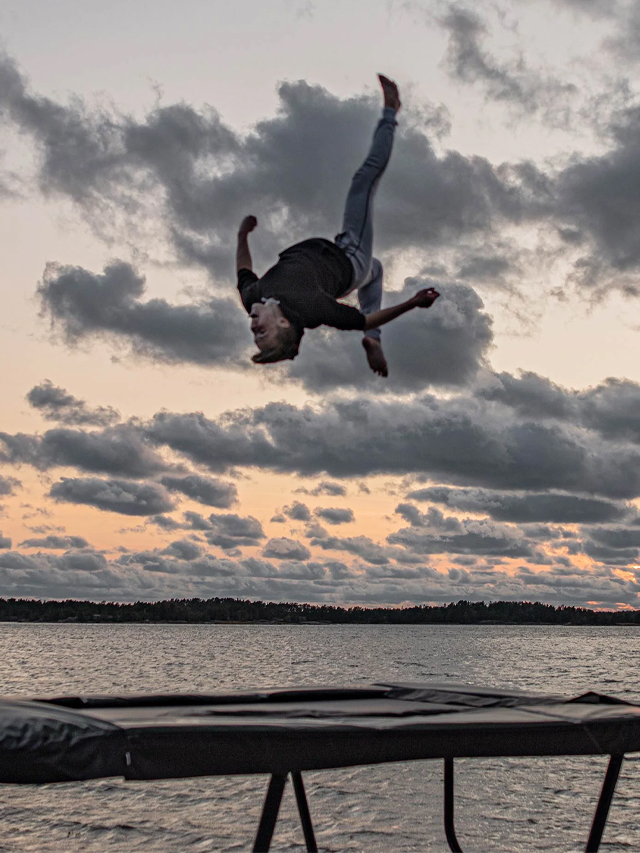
[{"x1": 0, "y1": 597, "x2": 639, "y2": 625}]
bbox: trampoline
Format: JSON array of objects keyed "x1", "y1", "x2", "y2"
[{"x1": 1, "y1": 681, "x2": 639, "y2": 851}]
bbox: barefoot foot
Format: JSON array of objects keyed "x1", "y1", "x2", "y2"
[
  {"x1": 363, "y1": 336, "x2": 388, "y2": 377},
  {"x1": 378, "y1": 74, "x2": 401, "y2": 112}
]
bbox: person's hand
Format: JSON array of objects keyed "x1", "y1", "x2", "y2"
[
  {"x1": 412, "y1": 287, "x2": 440, "y2": 308},
  {"x1": 238, "y1": 215, "x2": 258, "y2": 235}
]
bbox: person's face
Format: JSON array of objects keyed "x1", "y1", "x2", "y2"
[{"x1": 250, "y1": 302, "x2": 289, "y2": 351}]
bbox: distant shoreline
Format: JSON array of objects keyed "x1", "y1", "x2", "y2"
[{"x1": 0, "y1": 597, "x2": 638, "y2": 626}]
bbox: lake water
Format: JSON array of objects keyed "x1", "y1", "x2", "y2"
[{"x1": 0, "y1": 623, "x2": 639, "y2": 852}]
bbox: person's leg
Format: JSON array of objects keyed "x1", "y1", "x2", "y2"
[
  {"x1": 334, "y1": 107, "x2": 397, "y2": 291},
  {"x1": 358, "y1": 258, "x2": 383, "y2": 341},
  {"x1": 358, "y1": 258, "x2": 388, "y2": 377}
]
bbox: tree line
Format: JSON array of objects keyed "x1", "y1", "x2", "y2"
[{"x1": 0, "y1": 597, "x2": 638, "y2": 625}]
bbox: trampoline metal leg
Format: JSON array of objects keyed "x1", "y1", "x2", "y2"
[
  {"x1": 444, "y1": 757, "x2": 463, "y2": 853},
  {"x1": 253, "y1": 774, "x2": 287, "y2": 852},
  {"x1": 585, "y1": 754, "x2": 624, "y2": 853},
  {"x1": 292, "y1": 771, "x2": 318, "y2": 852}
]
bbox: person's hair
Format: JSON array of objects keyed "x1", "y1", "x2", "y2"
[{"x1": 251, "y1": 324, "x2": 302, "y2": 364}]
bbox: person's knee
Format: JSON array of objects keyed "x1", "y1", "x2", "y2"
[
  {"x1": 370, "y1": 257, "x2": 383, "y2": 279},
  {"x1": 363, "y1": 257, "x2": 383, "y2": 289}
]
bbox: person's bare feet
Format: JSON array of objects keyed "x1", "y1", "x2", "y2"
[
  {"x1": 378, "y1": 74, "x2": 401, "y2": 112},
  {"x1": 363, "y1": 336, "x2": 388, "y2": 377}
]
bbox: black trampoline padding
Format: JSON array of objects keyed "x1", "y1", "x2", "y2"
[{"x1": 2, "y1": 682, "x2": 640, "y2": 783}]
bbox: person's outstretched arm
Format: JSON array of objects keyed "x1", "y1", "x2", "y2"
[
  {"x1": 363, "y1": 288, "x2": 439, "y2": 331},
  {"x1": 236, "y1": 215, "x2": 257, "y2": 272}
]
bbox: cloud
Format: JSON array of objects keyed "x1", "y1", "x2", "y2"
[
  {"x1": 0, "y1": 537, "x2": 637, "y2": 608},
  {"x1": 5, "y1": 46, "x2": 640, "y2": 310},
  {"x1": 0, "y1": 550, "x2": 108, "y2": 573},
  {"x1": 149, "y1": 515, "x2": 183, "y2": 531},
  {"x1": 554, "y1": 105, "x2": 640, "y2": 293},
  {"x1": 201, "y1": 512, "x2": 265, "y2": 550},
  {"x1": 37, "y1": 261, "x2": 251, "y2": 366},
  {"x1": 295, "y1": 481, "x2": 347, "y2": 496},
  {"x1": 440, "y1": 5, "x2": 576, "y2": 124},
  {"x1": 314, "y1": 507, "x2": 355, "y2": 525},
  {"x1": 0, "y1": 51, "x2": 545, "y2": 276},
  {"x1": 283, "y1": 501, "x2": 312, "y2": 521},
  {"x1": 19, "y1": 534, "x2": 90, "y2": 549},
  {"x1": 287, "y1": 280, "x2": 493, "y2": 392},
  {"x1": 309, "y1": 533, "x2": 395, "y2": 565},
  {"x1": 390, "y1": 505, "x2": 543, "y2": 559},
  {"x1": 541, "y1": 0, "x2": 640, "y2": 62},
  {"x1": 142, "y1": 390, "x2": 640, "y2": 498},
  {"x1": 0, "y1": 425, "x2": 168, "y2": 477},
  {"x1": 262, "y1": 537, "x2": 312, "y2": 561},
  {"x1": 0, "y1": 533, "x2": 11, "y2": 549},
  {"x1": 545, "y1": 0, "x2": 620, "y2": 16},
  {"x1": 0, "y1": 475, "x2": 21, "y2": 496},
  {"x1": 26, "y1": 380, "x2": 120, "y2": 426},
  {"x1": 406, "y1": 485, "x2": 629, "y2": 523},
  {"x1": 580, "y1": 522, "x2": 640, "y2": 565},
  {"x1": 160, "y1": 474, "x2": 237, "y2": 507},
  {"x1": 478, "y1": 373, "x2": 640, "y2": 443},
  {"x1": 49, "y1": 477, "x2": 174, "y2": 516},
  {"x1": 160, "y1": 539, "x2": 203, "y2": 561}
]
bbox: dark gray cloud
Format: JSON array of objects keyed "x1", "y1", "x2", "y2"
[
  {"x1": 390, "y1": 505, "x2": 540, "y2": 559},
  {"x1": 0, "y1": 425, "x2": 168, "y2": 477},
  {"x1": 478, "y1": 373, "x2": 640, "y2": 443},
  {"x1": 0, "y1": 533, "x2": 11, "y2": 549},
  {"x1": 49, "y1": 552, "x2": 108, "y2": 572},
  {"x1": 38, "y1": 261, "x2": 251, "y2": 366},
  {"x1": 476, "y1": 370, "x2": 577, "y2": 419},
  {"x1": 8, "y1": 369, "x2": 640, "y2": 523},
  {"x1": 49, "y1": 477, "x2": 174, "y2": 516},
  {"x1": 3, "y1": 46, "x2": 640, "y2": 309},
  {"x1": 547, "y1": 0, "x2": 620, "y2": 15},
  {"x1": 554, "y1": 104, "x2": 640, "y2": 294},
  {"x1": 183, "y1": 511, "x2": 214, "y2": 531},
  {"x1": 283, "y1": 501, "x2": 312, "y2": 521},
  {"x1": 0, "y1": 51, "x2": 545, "y2": 278},
  {"x1": 160, "y1": 539, "x2": 203, "y2": 561},
  {"x1": 309, "y1": 533, "x2": 396, "y2": 565},
  {"x1": 440, "y1": 5, "x2": 576, "y2": 123},
  {"x1": 142, "y1": 392, "x2": 640, "y2": 498},
  {"x1": 0, "y1": 475, "x2": 20, "y2": 496},
  {"x1": 406, "y1": 485, "x2": 628, "y2": 523},
  {"x1": 314, "y1": 507, "x2": 355, "y2": 525},
  {"x1": 295, "y1": 481, "x2": 347, "y2": 496},
  {"x1": 19, "y1": 534, "x2": 90, "y2": 549},
  {"x1": 287, "y1": 280, "x2": 493, "y2": 392},
  {"x1": 0, "y1": 538, "x2": 636, "y2": 608},
  {"x1": 0, "y1": 433, "x2": 42, "y2": 467},
  {"x1": 149, "y1": 515, "x2": 183, "y2": 531},
  {"x1": 582, "y1": 524, "x2": 640, "y2": 565},
  {"x1": 0, "y1": 550, "x2": 108, "y2": 574},
  {"x1": 26, "y1": 380, "x2": 120, "y2": 426},
  {"x1": 160, "y1": 474, "x2": 237, "y2": 507},
  {"x1": 202, "y1": 513, "x2": 265, "y2": 550},
  {"x1": 262, "y1": 537, "x2": 312, "y2": 561},
  {"x1": 589, "y1": 526, "x2": 640, "y2": 548}
]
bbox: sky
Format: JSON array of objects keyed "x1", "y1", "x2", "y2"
[{"x1": 4, "y1": 0, "x2": 640, "y2": 607}]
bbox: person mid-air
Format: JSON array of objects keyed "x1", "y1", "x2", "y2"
[{"x1": 236, "y1": 74, "x2": 439, "y2": 377}]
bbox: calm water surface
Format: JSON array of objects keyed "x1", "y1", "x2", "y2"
[{"x1": 0, "y1": 623, "x2": 639, "y2": 852}]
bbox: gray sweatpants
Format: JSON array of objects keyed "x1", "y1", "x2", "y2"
[{"x1": 334, "y1": 106, "x2": 397, "y2": 340}]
